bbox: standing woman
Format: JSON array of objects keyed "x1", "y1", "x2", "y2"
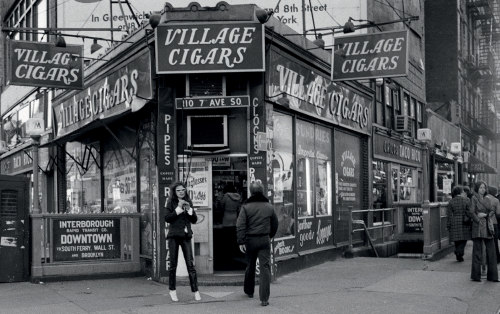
[
  {"x1": 470, "y1": 181, "x2": 498, "y2": 282},
  {"x1": 165, "y1": 181, "x2": 201, "y2": 301},
  {"x1": 446, "y1": 186, "x2": 471, "y2": 262}
]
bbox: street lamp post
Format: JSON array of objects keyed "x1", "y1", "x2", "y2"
[{"x1": 26, "y1": 117, "x2": 44, "y2": 214}]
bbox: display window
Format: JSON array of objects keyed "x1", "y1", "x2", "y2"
[
  {"x1": 296, "y1": 120, "x2": 315, "y2": 218},
  {"x1": 372, "y1": 161, "x2": 388, "y2": 209},
  {"x1": 436, "y1": 161, "x2": 454, "y2": 202},
  {"x1": 271, "y1": 112, "x2": 295, "y2": 238},
  {"x1": 391, "y1": 165, "x2": 422, "y2": 203},
  {"x1": 65, "y1": 141, "x2": 101, "y2": 214},
  {"x1": 139, "y1": 122, "x2": 156, "y2": 256}
]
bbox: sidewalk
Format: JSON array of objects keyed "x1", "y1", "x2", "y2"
[{"x1": 1, "y1": 242, "x2": 500, "y2": 314}]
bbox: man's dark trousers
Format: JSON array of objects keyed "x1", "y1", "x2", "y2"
[{"x1": 244, "y1": 235, "x2": 271, "y2": 302}]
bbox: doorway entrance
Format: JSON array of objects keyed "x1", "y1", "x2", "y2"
[
  {"x1": 0, "y1": 175, "x2": 30, "y2": 282},
  {"x1": 212, "y1": 156, "x2": 247, "y2": 272}
]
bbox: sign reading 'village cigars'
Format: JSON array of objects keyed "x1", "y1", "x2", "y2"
[
  {"x1": 9, "y1": 40, "x2": 83, "y2": 89},
  {"x1": 155, "y1": 22, "x2": 265, "y2": 73},
  {"x1": 54, "y1": 53, "x2": 152, "y2": 138},
  {"x1": 332, "y1": 30, "x2": 408, "y2": 81}
]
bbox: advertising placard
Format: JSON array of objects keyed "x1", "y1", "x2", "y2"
[
  {"x1": 155, "y1": 22, "x2": 265, "y2": 73},
  {"x1": 53, "y1": 218, "x2": 121, "y2": 261},
  {"x1": 403, "y1": 206, "x2": 423, "y2": 233},
  {"x1": 332, "y1": 30, "x2": 408, "y2": 81},
  {"x1": 178, "y1": 159, "x2": 209, "y2": 207},
  {"x1": 373, "y1": 133, "x2": 422, "y2": 167},
  {"x1": 9, "y1": 41, "x2": 84, "y2": 89}
]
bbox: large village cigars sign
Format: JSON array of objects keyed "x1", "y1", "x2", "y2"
[
  {"x1": 54, "y1": 52, "x2": 152, "y2": 138},
  {"x1": 267, "y1": 49, "x2": 372, "y2": 135},
  {"x1": 332, "y1": 30, "x2": 408, "y2": 81},
  {"x1": 9, "y1": 40, "x2": 84, "y2": 89},
  {"x1": 155, "y1": 22, "x2": 265, "y2": 73}
]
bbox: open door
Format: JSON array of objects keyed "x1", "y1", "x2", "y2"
[{"x1": 0, "y1": 175, "x2": 30, "y2": 282}]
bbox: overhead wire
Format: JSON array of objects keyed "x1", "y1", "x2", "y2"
[{"x1": 314, "y1": 0, "x2": 342, "y2": 27}]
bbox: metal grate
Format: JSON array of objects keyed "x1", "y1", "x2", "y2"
[{"x1": 0, "y1": 190, "x2": 18, "y2": 218}]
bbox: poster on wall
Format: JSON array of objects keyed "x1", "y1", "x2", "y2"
[
  {"x1": 334, "y1": 131, "x2": 361, "y2": 244},
  {"x1": 53, "y1": 218, "x2": 120, "y2": 261},
  {"x1": 178, "y1": 159, "x2": 209, "y2": 207}
]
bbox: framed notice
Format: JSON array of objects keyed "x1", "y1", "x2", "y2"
[{"x1": 53, "y1": 218, "x2": 121, "y2": 261}]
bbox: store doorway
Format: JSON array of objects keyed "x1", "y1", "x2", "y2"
[{"x1": 212, "y1": 156, "x2": 247, "y2": 272}]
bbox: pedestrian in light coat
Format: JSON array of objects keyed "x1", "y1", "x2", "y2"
[
  {"x1": 470, "y1": 181, "x2": 498, "y2": 282},
  {"x1": 236, "y1": 181, "x2": 279, "y2": 307},
  {"x1": 446, "y1": 186, "x2": 472, "y2": 262}
]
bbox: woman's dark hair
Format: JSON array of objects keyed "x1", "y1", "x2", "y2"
[
  {"x1": 451, "y1": 186, "x2": 463, "y2": 198},
  {"x1": 169, "y1": 181, "x2": 192, "y2": 204},
  {"x1": 474, "y1": 180, "x2": 488, "y2": 195}
]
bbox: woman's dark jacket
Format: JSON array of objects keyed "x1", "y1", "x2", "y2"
[
  {"x1": 236, "y1": 193, "x2": 279, "y2": 245},
  {"x1": 165, "y1": 198, "x2": 198, "y2": 239},
  {"x1": 446, "y1": 195, "x2": 471, "y2": 242}
]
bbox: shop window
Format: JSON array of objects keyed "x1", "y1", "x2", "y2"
[
  {"x1": 315, "y1": 125, "x2": 332, "y2": 217},
  {"x1": 65, "y1": 142, "x2": 101, "y2": 214},
  {"x1": 392, "y1": 165, "x2": 419, "y2": 203},
  {"x1": 372, "y1": 161, "x2": 388, "y2": 210},
  {"x1": 272, "y1": 111, "x2": 295, "y2": 238},
  {"x1": 103, "y1": 128, "x2": 138, "y2": 213},
  {"x1": 139, "y1": 122, "x2": 156, "y2": 256},
  {"x1": 296, "y1": 120, "x2": 314, "y2": 218}
]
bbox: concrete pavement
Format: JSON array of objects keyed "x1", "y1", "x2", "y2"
[{"x1": 1, "y1": 242, "x2": 500, "y2": 314}]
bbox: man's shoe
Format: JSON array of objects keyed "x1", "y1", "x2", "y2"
[
  {"x1": 261, "y1": 301, "x2": 269, "y2": 306},
  {"x1": 487, "y1": 279, "x2": 500, "y2": 282},
  {"x1": 246, "y1": 293, "x2": 254, "y2": 298},
  {"x1": 457, "y1": 256, "x2": 464, "y2": 262},
  {"x1": 194, "y1": 291, "x2": 201, "y2": 301},
  {"x1": 169, "y1": 290, "x2": 179, "y2": 302},
  {"x1": 471, "y1": 278, "x2": 481, "y2": 282}
]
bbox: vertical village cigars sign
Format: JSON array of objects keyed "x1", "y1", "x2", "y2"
[
  {"x1": 267, "y1": 50, "x2": 372, "y2": 135},
  {"x1": 155, "y1": 22, "x2": 265, "y2": 73},
  {"x1": 332, "y1": 30, "x2": 408, "y2": 81},
  {"x1": 9, "y1": 40, "x2": 84, "y2": 89}
]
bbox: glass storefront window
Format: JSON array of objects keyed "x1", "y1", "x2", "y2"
[
  {"x1": 103, "y1": 129, "x2": 137, "y2": 213},
  {"x1": 296, "y1": 120, "x2": 314, "y2": 217},
  {"x1": 272, "y1": 111, "x2": 295, "y2": 238},
  {"x1": 392, "y1": 165, "x2": 419, "y2": 203},
  {"x1": 372, "y1": 161, "x2": 387, "y2": 209},
  {"x1": 315, "y1": 125, "x2": 332, "y2": 216},
  {"x1": 65, "y1": 142, "x2": 101, "y2": 214},
  {"x1": 139, "y1": 123, "x2": 156, "y2": 256}
]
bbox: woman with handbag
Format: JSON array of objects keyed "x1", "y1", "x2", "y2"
[
  {"x1": 470, "y1": 181, "x2": 498, "y2": 282},
  {"x1": 446, "y1": 186, "x2": 472, "y2": 262}
]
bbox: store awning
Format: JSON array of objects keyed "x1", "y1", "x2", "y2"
[{"x1": 466, "y1": 155, "x2": 497, "y2": 174}]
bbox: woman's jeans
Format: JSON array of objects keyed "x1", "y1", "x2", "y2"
[
  {"x1": 471, "y1": 237, "x2": 498, "y2": 281},
  {"x1": 168, "y1": 236, "x2": 198, "y2": 292}
]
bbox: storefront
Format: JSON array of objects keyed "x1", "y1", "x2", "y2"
[
  {"x1": 372, "y1": 129, "x2": 424, "y2": 241},
  {"x1": 426, "y1": 110, "x2": 462, "y2": 202},
  {"x1": 265, "y1": 44, "x2": 372, "y2": 261}
]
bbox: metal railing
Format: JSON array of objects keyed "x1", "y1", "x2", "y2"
[{"x1": 348, "y1": 207, "x2": 397, "y2": 252}]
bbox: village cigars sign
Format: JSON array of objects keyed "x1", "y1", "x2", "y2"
[
  {"x1": 155, "y1": 22, "x2": 265, "y2": 73},
  {"x1": 8, "y1": 40, "x2": 83, "y2": 89},
  {"x1": 267, "y1": 49, "x2": 372, "y2": 135},
  {"x1": 54, "y1": 52, "x2": 152, "y2": 138},
  {"x1": 332, "y1": 30, "x2": 408, "y2": 81}
]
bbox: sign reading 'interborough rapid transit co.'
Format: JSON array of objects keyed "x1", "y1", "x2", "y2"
[
  {"x1": 9, "y1": 40, "x2": 84, "y2": 89},
  {"x1": 155, "y1": 22, "x2": 265, "y2": 73}
]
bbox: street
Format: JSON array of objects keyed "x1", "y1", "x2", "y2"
[{"x1": 1, "y1": 243, "x2": 500, "y2": 314}]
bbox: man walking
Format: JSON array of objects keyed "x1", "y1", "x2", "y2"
[{"x1": 236, "y1": 181, "x2": 279, "y2": 306}]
